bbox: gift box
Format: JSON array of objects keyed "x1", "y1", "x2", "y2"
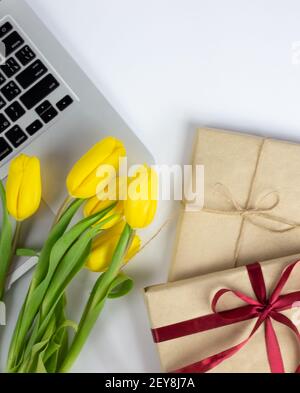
[
  {"x1": 145, "y1": 253, "x2": 300, "y2": 373},
  {"x1": 169, "y1": 127, "x2": 300, "y2": 281}
]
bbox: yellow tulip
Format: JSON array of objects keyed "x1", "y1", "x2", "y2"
[
  {"x1": 84, "y1": 175, "x2": 121, "y2": 216},
  {"x1": 124, "y1": 165, "x2": 158, "y2": 228},
  {"x1": 6, "y1": 154, "x2": 42, "y2": 221},
  {"x1": 86, "y1": 221, "x2": 141, "y2": 272},
  {"x1": 66, "y1": 137, "x2": 126, "y2": 199},
  {"x1": 84, "y1": 197, "x2": 124, "y2": 229}
]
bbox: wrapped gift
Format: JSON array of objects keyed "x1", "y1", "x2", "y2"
[
  {"x1": 169, "y1": 128, "x2": 300, "y2": 281},
  {"x1": 145, "y1": 253, "x2": 300, "y2": 373}
]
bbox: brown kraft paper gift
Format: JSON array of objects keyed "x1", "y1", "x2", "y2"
[
  {"x1": 169, "y1": 127, "x2": 300, "y2": 281},
  {"x1": 145, "y1": 253, "x2": 300, "y2": 373}
]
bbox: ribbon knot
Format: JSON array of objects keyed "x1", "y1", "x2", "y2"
[
  {"x1": 258, "y1": 303, "x2": 273, "y2": 317},
  {"x1": 151, "y1": 260, "x2": 300, "y2": 373},
  {"x1": 206, "y1": 261, "x2": 300, "y2": 373}
]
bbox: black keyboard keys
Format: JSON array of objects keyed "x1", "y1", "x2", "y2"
[
  {"x1": 1, "y1": 81, "x2": 21, "y2": 101},
  {"x1": 3, "y1": 31, "x2": 24, "y2": 56},
  {"x1": 5, "y1": 101, "x2": 25, "y2": 122},
  {"x1": 35, "y1": 100, "x2": 51, "y2": 116},
  {"x1": 35, "y1": 100, "x2": 58, "y2": 124},
  {"x1": 20, "y1": 74, "x2": 59, "y2": 110},
  {"x1": 41, "y1": 107, "x2": 58, "y2": 123},
  {"x1": 26, "y1": 119, "x2": 43, "y2": 136},
  {"x1": 57, "y1": 95, "x2": 73, "y2": 111},
  {"x1": 6, "y1": 125, "x2": 27, "y2": 148},
  {"x1": 0, "y1": 114, "x2": 10, "y2": 133},
  {"x1": 1, "y1": 57, "x2": 21, "y2": 78},
  {"x1": 0, "y1": 72, "x2": 6, "y2": 86},
  {"x1": 0, "y1": 22, "x2": 13, "y2": 39},
  {"x1": 15, "y1": 45, "x2": 36, "y2": 66},
  {"x1": 16, "y1": 59, "x2": 47, "y2": 89},
  {"x1": 0, "y1": 137, "x2": 12, "y2": 161},
  {"x1": 0, "y1": 95, "x2": 6, "y2": 110}
]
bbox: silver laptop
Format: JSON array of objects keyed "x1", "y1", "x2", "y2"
[
  {"x1": 0, "y1": 0, "x2": 153, "y2": 209},
  {"x1": 0, "y1": 0, "x2": 153, "y2": 284}
]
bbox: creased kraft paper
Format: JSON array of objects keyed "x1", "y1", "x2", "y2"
[{"x1": 169, "y1": 128, "x2": 300, "y2": 281}]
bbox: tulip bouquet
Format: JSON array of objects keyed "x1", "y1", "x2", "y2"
[{"x1": 0, "y1": 137, "x2": 157, "y2": 373}]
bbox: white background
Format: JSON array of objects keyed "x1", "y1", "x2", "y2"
[{"x1": 4, "y1": 0, "x2": 300, "y2": 372}]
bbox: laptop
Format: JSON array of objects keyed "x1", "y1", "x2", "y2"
[{"x1": 0, "y1": 0, "x2": 154, "y2": 286}]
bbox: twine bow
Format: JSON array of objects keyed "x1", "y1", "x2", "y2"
[
  {"x1": 200, "y1": 183, "x2": 300, "y2": 266},
  {"x1": 203, "y1": 183, "x2": 300, "y2": 232}
]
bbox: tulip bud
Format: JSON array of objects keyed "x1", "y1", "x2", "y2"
[
  {"x1": 86, "y1": 221, "x2": 141, "y2": 272},
  {"x1": 124, "y1": 165, "x2": 158, "y2": 228},
  {"x1": 66, "y1": 137, "x2": 126, "y2": 199},
  {"x1": 6, "y1": 154, "x2": 42, "y2": 221}
]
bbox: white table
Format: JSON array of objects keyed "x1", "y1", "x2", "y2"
[{"x1": 3, "y1": 0, "x2": 300, "y2": 372}]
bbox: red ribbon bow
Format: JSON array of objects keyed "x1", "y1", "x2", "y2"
[{"x1": 151, "y1": 260, "x2": 300, "y2": 373}]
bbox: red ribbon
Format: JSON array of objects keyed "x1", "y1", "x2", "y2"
[{"x1": 151, "y1": 260, "x2": 300, "y2": 373}]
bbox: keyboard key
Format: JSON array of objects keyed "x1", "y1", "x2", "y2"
[
  {"x1": 16, "y1": 59, "x2": 47, "y2": 89},
  {"x1": 1, "y1": 81, "x2": 21, "y2": 101},
  {"x1": 36, "y1": 100, "x2": 59, "y2": 123},
  {"x1": 0, "y1": 137, "x2": 12, "y2": 161},
  {"x1": 20, "y1": 74, "x2": 59, "y2": 110},
  {"x1": 40, "y1": 106, "x2": 58, "y2": 124},
  {"x1": 26, "y1": 119, "x2": 43, "y2": 136},
  {"x1": 15, "y1": 45, "x2": 36, "y2": 66},
  {"x1": 5, "y1": 125, "x2": 27, "y2": 148},
  {"x1": 5, "y1": 101, "x2": 25, "y2": 122},
  {"x1": 3, "y1": 31, "x2": 24, "y2": 56},
  {"x1": 35, "y1": 100, "x2": 51, "y2": 116},
  {"x1": 57, "y1": 95, "x2": 73, "y2": 111},
  {"x1": 1, "y1": 57, "x2": 21, "y2": 78},
  {"x1": 0, "y1": 22, "x2": 13, "y2": 39},
  {"x1": 0, "y1": 114, "x2": 10, "y2": 133},
  {"x1": 0, "y1": 72, "x2": 6, "y2": 86},
  {"x1": 0, "y1": 95, "x2": 6, "y2": 110}
]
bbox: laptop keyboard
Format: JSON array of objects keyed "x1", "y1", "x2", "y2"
[{"x1": 0, "y1": 17, "x2": 76, "y2": 164}]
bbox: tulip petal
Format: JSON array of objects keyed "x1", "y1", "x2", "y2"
[
  {"x1": 66, "y1": 137, "x2": 126, "y2": 199},
  {"x1": 6, "y1": 154, "x2": 42, "y2": 221},
  {"x1": 124, "y1": 165, "x2": 158, "y2": 228}
]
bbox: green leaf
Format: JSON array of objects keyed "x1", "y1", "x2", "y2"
[
  {"x1": 59, "y1": 226, "x2": 135, "y2": 373},
  {"x1": 39, "y1": 237, "x2": 93, "y2": 334},
  {"x1": 45, "y1": 203, "x2": 115, "y2": 285},
  {"x1": 19, "y1": 296, "x2": 73, "y2": 373},
  {"x1": 9, "y1": 210, "x2": 110, "y2": 372},
  {"x1": 16, "y1": 248, "x2": 39, "y2": 257},
  {"x1": 7, "y1": 201, "x2": 118, "y2": 372},
  {"x1": 0, "y1": 179, "x2": 13, "y2": 300},
  {"x1": 36, "y1": 354, "x2": 49, "y2": 373},
  {"x1": 7, "y1": 198, "x2": 84, "y2": 372},
  {"x1": 30, "y1": 198, "x2": 85, "y2": 291},
  {"x1": 19, "y1": 297, "x2": 66, "y2": 373},
  {"x1": 17, "y1": 235, "x2": 92, "y2": 371},
  {"x1": 45, "y1": 294, "x2": 68, "y2": 372},
  {"x1": 107, "y1": 273, "x2": 134, "y2": 299}
]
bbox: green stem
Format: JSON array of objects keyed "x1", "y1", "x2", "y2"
[
  {"x1": 12, "y1": 221, "x2": 22, "y2": 258},
  {"x1": 52, "y1": 196, "x2": 73, "y2": 228},
  {"x1": 6, "y1": 199, "x2": 84, "y2": 372},
  {"x1": 0, "y1": 221, "x2": 21, "y2": 301},
  {"x1": 59, "y1": 224, "x2": 134, "y2": 373}
]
